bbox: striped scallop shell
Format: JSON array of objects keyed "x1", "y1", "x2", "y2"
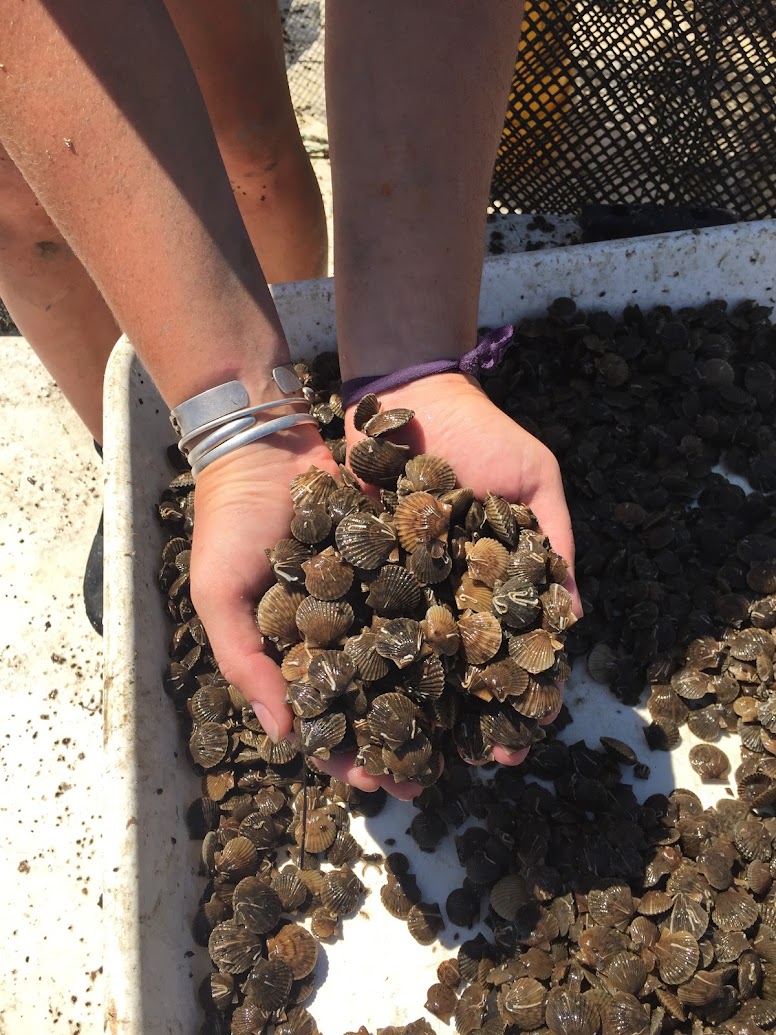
[
  {"x1": 458, "y1": 612, "x2": 503, "y2": 665},
  {"x1": 455, "y1": 573, "x2": 494, "y2": 614},
  {"x1": 374, "y1": 618, "x2": 424, "y2": 668},
  {"x1": 295, "y1": 596, "x2": 354, "y2": 646},
  {"x1": 463, "y1": 658, "x2": 529, "y2": 703},
  {"x1": 363, "y1": 407, "x2": 415, "y2": 438},
  {"x1": 399, "y1": 454, "x2": 456, "y2": 495},
  {"x1": 267, "y1": 924, "x2": 319, "y2": 980},
  {"x1": 365, "y1": 563, "x2": 423, "y2": 615},
  {"x1": 507, "y1": 628, "x2": 562, "y2": 674},
  {"x1": 289, "y1": 466, "x2": 338, "y2": 508},
  {"x1": 407, "y1": 544, "x2": 453, "y2": 585},
  {"x1": 465, "y1": 537, "x2": 509, "y2": 588},
  {"x1": 367, "y1": 692, "x2": 421, "y2": 748},
  {"x1": 298, "y1": 711, "x2": 348, "y2": 759},
  {"x1": 352, "y1": 393, "x2": 380, "y2": 431},
  {"x1": 349, "y1": 436, "x2": 410, "y2": 487},
  {"x1": 290, "y1": 503, "x2": 332, "y2": 545},
  {"x1": 344, "y1": 629, "x2": 391, "y2": 682},
  {"x1": 335, "y1": 511, "x2": 397, "y2": 569},
  {"x1": 541, "y1": 583, "x2": 577, "y2": 633},
  {"x1": 280, "y1": 642, "x2": 324, "y2": 683},
  {"x1": 654, "y1": 931, "x2": 700, "y2": 985},
  {"x1": 256, "y1": 584, "x2": 305, "y2": 648},
  {"x1": 306, "y1": 649, "x2": 357, "y2": 698},
  {"x1": 302, "y1": 548, "x2": 354, "y2": 600},
  {"x1": 395, "y1": 492, "x2": 451, "y2": 553},
  {"x1": 491, "y1": 577, "x2": 540, "y2": 629},
  {"x1": 512, "y1": 676, "x2": 562, "y2": 721},
  {"x1": 208, "y1": 920, "x2": 262, "y2": 975},
  {"x1": 421, "y1": 604, "x2": 460, "y2": 656}
]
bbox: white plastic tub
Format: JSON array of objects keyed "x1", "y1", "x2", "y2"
[{"x1": 103, "y1": 219, "x2": 776, "y2": 1034}]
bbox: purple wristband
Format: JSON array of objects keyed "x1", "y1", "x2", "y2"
[{"x1": 339, "y1": 324, "x2": 514, "y2": 408}]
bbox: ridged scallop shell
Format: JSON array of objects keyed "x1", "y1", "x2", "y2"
[
  {"x1": 306, "y1": 650, "x2": 357, "y2": 698},
  {"x1": 587, "y1": 883, "x2": 635, "y2": 929},
  {"x1": 295, "y1": 596, "x2": 354, "y2": 646},
  {"x1": 215, "y1": 835, "x2": 258, "y2": 880},
  {"x1": 189, "y1": 721, "x2": 229, "y2": 768},
  {"x1": 343, "y1": 629, "x2": 391, "y2": 682},
  {"x1": 256, "y1": 584, "x2": 305, "y2": 648},
  {"x1": 407, "y1": 544, "x2": 453, "y2": 585},
  {"x1": 541, "y1": 583, "x2": 577, "y2": 633},
  {"x1": 298, "y1": 711, "x2": 347, "y2": 758},
  {"x1": 484, "y1": 493, "x2": 518, "y2": 547},
  {"x1": 244, "y1": 957, "x2": 294, "y2": 1013},
  {"x1": 381, "y1": 731, "x2": 435, "y2": 781},
  {"x1": 275, "y1": 1006, "x2": 317, "y2": 1035},
  {"x1": 439, "y1": 486, "x2": 475, "y2": 521},
  {"x1": 365, "y1": 564, "x2": 423, "y2": 615},
  {"x1": 480, "y1": 704, "x2": 542, "y2": 752},
  {"x1": 267, "y1": 924, "x2": 319, "y2": 979},
  {"x1": 670, "y1": 668, "x2": 712, "y2": 700},
  {"x1": 465, "y1": 538, "x2": 509, "y2": 588},
  {"x1": 287, "y1": 680, "x2": 327, "y2": 719},
  {"x1": 425, "y1": 982, "x2": 458, "y2": 1023},
  {"x1": 713, "y1": 887, "x2": 759, "y2": 931},
  {"x1": 190, "y1": 684, "x2": 230, "y2": 725},
  {"x1": 399, "y1": 454, "x2": 456, "y2": 495},
  {"x1": 646, "y1": 686, "x2": 689, "y2": 725},
  {"x1": 638, "y1": 889, "x2": 673, "y2": 915},
  {"x1": 199, "y1": 970, "x2": 234, "y2": 1013},
  {"x1": 458, "y1": 612, "x2": 503, "y2": 665},
  {"x1": 309, "y1": 906, "x2": 338, "y2": 941},
  {"x1": 676, "y1": 969, "x2": 724, "y2": 1007},
  {"x1": 395, "y1": 492, "x2": 451, "y2": 553},
  {"x1": 544, "y1": 988, "x2": 597, "y2": 1035},
  {"x1": 280, "y1": 642, "x2": 324, "y2": 684},
  {"x1": 654, "y1": 931, "x2": 700, "y2": 984},
  {"x1": 404, "y1": 654, "x2": 446, "y2": 702},
  {"x1": 407, "y1": 902, "x2": 445, "y2": 945},
  {"x1": 363, "y1": 407, "x2": 415, "y2": 438},
  {"x1": 669, "y1": 892, "x2": 709, "y2": 939},
  {"x1": 295, "y1": 808, "x2": 338, "y2": 853},
  {"x1": 326, "y1": 828, "x2": 361, "y2": 867},
  {"x1": 289, "y1": 466, "x2": 338, "y2": 508},
  {"x1": 367, "y1": 692, "x2": 421, "y2": 748},
  {"x1": 208, "y1": 920, "x2": 262, "y2": 974},
  {"x1": 290, "y1": 503, "x2": 332, "y2": 545},
  {"x1": 421, "y1": 605, "x2": 460, "y2": 656},
  {"x1": 455, "y1": 573, "x2": 494, "y2": 613},
  {"x1": 335, "y1": 511, "x2": 397, "y2": 569},
  {"x1": 507, "y1": 629, "x2": 562, "y2": 674},
  {"x1": 352, "y1": 393, "x2": 380, "y2": 431},
  {"x1": 497, "y1": 977, "x2": 546, "y2": 1027},
  {"x1": 302, "y1": 548, "x2": 354, "y2": 600},
  {"x1": 492, "y1": 578, "x2": 540, "y2": 629},
  {"x1": 512, "y1": 676, "x2": 562, "y2": 721},
  {"x1": 490, "y1": 874, "x2": 529, "y2": 921},
  {"x1": 326, "y1": 485, "x2": 372, "y2": 524},
  {"x1": 587, "y1": 642, "x2": 618, "y2": 683},
  {"x1": 729, "y1": 627, "x2": 775, "y2": 660},
  {"x1": 381, "y1": 879, "x2": 418, "y2": 920},
  {"x1": 603, "y1": 951, "x2": 647, "y2": 995},
  {"x1": 232, "y1": 876, "x2": 283, "y2": 934},
  {"x1": 463, "y1": 658, "x2": 529, "y2": 703},
  {"x1": 320, "y1": 868, "x2": 365, "y2": 916},
  {"x1": 686, "y1": 705, "x2": 723, "y2": 742},
  {"x1": 688, "y1": 743, "x2": 730, "y2": 780},
  {"x1": 374, "y1": 618, "x2": 424, "y2": 668},
  {"x1": 349, "y1": 437, "x2": 410, "y2": 487},
  {"x1": 599, "y1": 993, "x2": 649, "y2": 1035}
]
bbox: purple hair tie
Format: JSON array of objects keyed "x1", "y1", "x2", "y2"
[{"x1": 339, "y1": 324, "x2": 514, "y2": 408}]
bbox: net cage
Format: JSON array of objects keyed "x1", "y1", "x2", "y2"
[{"x1": 281, "y1": 0, "x2": 776, "y2": 222}]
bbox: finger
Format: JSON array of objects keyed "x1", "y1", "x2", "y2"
[
  {"x1": 312, "y1": 754, "x2": 423, "y2": 800},
  {"x1": 192, "y1": 575, "x2": 294, "y2": 743},
  {"x1": 492, "y1": 746, "x2": 530, "y2": 767}
]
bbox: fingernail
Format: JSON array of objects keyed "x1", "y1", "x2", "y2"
[{"x1": 252, "y1": 702, "x2": 280, "y2": 743}]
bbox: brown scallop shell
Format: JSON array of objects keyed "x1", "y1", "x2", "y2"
[
  {"x1": 290, "y1": 503, "x2": 332, "y2": 546},
  {"x1": 587, "y1": 883, "x2": 635, "y2": 929},
  {"x1": 295, "y1": 808, "x2": 338, "y2": 853},
  {"x1": 483, "y1": 493, "x2": 518, "y2": 547},
  {"x1": 541, "y1": 583, "x2": 577, "y2": 633},
  {"x1": 381, "y1": 879, "x2": 418, "y2": 920},
  {"x1": 244, "y1": 957, "x2": 294, "y2": 1013},
  {"x1": 298, "y1": 711, "x2": 347, "y2": 759},
  {"x1": 368, "y1": 692, "x2": 421, "y2": 748},
  {"x1": 497, "y1": 977, "x2": 546, "y2": 1028},
  {"x1": 544, "y1": 989, "x2": 597, "y2": 1035},
  {"x1": 268, "y1": 868, "x2": 307, "y2": 916},
  {"x1": 349, "y1": 437, "x2": 410, "y2": 487},
  {"x1": 309, "y1": 907, "x2": 339, "y2": 941},
  {"x1": 688, "y1": 743, "x2": 730, "y2": 781},
  {"x1": 463, "y1": 658, "x2": 529, "y2": 704},
  {"x1": 729, "y1": 627, "x2": 775, "y2": 661},
  {"x1": 465, "y1": 538, "x2": 509, "y2": 588},
  {"x1": 507, "y1": 628, "x2": 562, "y2": 675},
  {"x1": 603, "y1": 951, "x2": 647, "y2": 996},
  {"x1": 289, "y1": 466, "x2": 338, "y2": 508},
  {"x1": 208, "y1": 920, "x2": 262, "y2": 975},
  {"x1": 286, "y1": 680, "x2": 327, "y2": 719},
  {"x1": 512, "y1": 676, "x2": 562, "y2": 721},
  {"x1": 713, "y1": 887, "x2": 759, "y2": 932},
  {"x1": 407, "y1": 902, "x2": 445, "y2": 945},
  {"x1": 267, "y1": 924, "x2": 319, "y2": 979},
  {"x1": 492, "y1": 577, "x2": 540, "y2": 629},
  {"x1": 342, "y1": 629, "x2": 390, "y2": 682},
  {"x1": 280, "y1": 643, "x2": 324, "y2": 684},
  {"x1": 320, "y1": 868, "x2": 365, "y2": 916},
  {"x1": 232, "y1": 876, "x2": 283, "y2": 934},
  {"x1": 599, "y1": 993, "x2": 649, "y2": 1035},
  {"x1": 686, "y1": 705, "x2": 724, "y2": 742},
  {"x1": 407, "y1": 544, "x2": 453, "y2": 585},
  {"x1": 189, "y1": 721, "x2": 229, "y2": 768},
  {"x1": 382, "y1": 731, "x2": 434, "y2": 782},
  {"x1": 295, "y1": 596, "x2": 354, "y2": 646},
  {"x1": 458, "y1": 612, "x2": 503, "y2": 665},
  {"x1": 302, "y1": 548, "x2": 354, "y2": 600},
  {"x1": 425, "y1": 982, "x2": 458, "y2": 1023},
  {"x1": 455, "y1": 573, "x2": 494, "y2": 614},
  {"x1": 256, "y1": 584, "x2": 305, "y2": 649},
  {"x1": 362, "y1": 407, "x2": 415, "y2": 438},
  {"x1": 374, "y1": 618, "x2": 424, "y2": 668},
  {"x1": 403, "y1": 654, "x2": 446, "y2": 702},
  {"x1": 190, "y1": 684, "x2": 230, "y2": 725},
  {"x1": 399, "y1": 454, "x2": 456, "y2": 494},
  {"x1": 352, "y1": 393, "x2": 380, "y2": 431},
  {"x1": 326, "y1": 485, "x2": 372, "y2": 524},
  {"x1": 490, "y1": 873, "x2": 529, "y2": 921},
  {"x1": 654, "y1": 930, "x2": 700, "y2": 985},
  {"x1": 394, "y1": 492, "x2": 451, "y2": 553},
  {"x1": 365, "y1": 564, "x2": 423, "y2": 615},
  {"x1": 335, "y1": 511, "x2": 398, "y2": 569},
  {"x1": 421, "y1": 604, "x2": 460, "y2": 656}
]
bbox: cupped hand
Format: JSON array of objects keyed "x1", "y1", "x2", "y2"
[
  {"x1": 343, "y1": 370, "x2": 582, "y2": 768},
  {"x1": 190, "y1": 420, "x2": 421, "y2": 800}
]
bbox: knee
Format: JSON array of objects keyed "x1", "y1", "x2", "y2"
[{"x1": 0, "y1": 150, "x2": 59, "y2": 246}]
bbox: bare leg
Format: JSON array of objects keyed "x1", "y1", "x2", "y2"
[
  {"x1": 0, "y1": 147, "x2": 118, "y2": 442},
  {"x1": 166, "y1": 0, "x2": 328, "y2": 282}
]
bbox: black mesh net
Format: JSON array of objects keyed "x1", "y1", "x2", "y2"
[{"x1": 492, "y1": 0, "x2": 776, "y2": 220}]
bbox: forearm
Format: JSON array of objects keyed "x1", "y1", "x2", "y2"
[
  {"x1": 0, "y1": 0, "x2": 287, "y2": 407},
  {"x1": 326, "y1": 0, "x2": 522, "y2": 381}
]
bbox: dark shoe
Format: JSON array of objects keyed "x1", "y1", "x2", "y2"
[{"x1": 83, "y1": 511, "x2": 104, "y2": 636}]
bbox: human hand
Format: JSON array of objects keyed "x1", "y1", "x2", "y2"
[
  {"x1": 190, "y1": 420, "x2": 421, "y2": 801},
  {"x1": 340, "y1": 370, "x2": 581, "y2": 769}
]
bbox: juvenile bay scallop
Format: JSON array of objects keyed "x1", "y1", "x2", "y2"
[
  {"x1": 458, "y1": 611, "x2": 503, "y2": 665},
  {"x1": 295, "y1": 596, "x2": 354, "y2": 646},
  {"x1": 465, "y1": 537, "x2": 509, "y2": 588},
  {"x1": 348, "y1": 436, "x2": 410, "y2": 488},
  {"x1": 507, "y1": 628, "x2": 563, "y2": 674},
  {"x1": 398, "y1": 454, "x2": 456, "y2": 495},
  {"x1": 492, "y1": 577, "x2": 540, "y2": 629},
  {"x1": 334, "y1": 511, "x2": 397, "y2": 569},
  {"x1": 256, "y1": 583, "x2": 305, "y2": 649},
  {"x1": 394, "y1": 491, "x2": 451, "y2": 553},
  {"x1": 421, "y1": 604, "x2": 460, "y2": 656},
  {"x1": 365, "y1": 563, "x2": 423, "y2": 615},
  {"x1": 302, "y1": 547, "x2": 354, "y2": 600}
]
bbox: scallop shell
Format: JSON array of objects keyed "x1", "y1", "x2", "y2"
[
  {"x1": 267, "y1": 924, "x2": 319, "y2": 979},
  {"x1": 587, "y1": 643, "x2": 618, "y2": 683},
  {"x1": 507, "y1": 628, "x2": 562, "y2": 674},
  {"x1": 421, "y1": 604, "x2": 460, "y2": 656},
  {"x1": 281, "y1": 643, "x2": 324, "y2": 684},
  {"x1": 286, "y1": 680, "x2": 328, "y2": 719},
  {"x1": 399, "y1": 454, "x2": 456, "y2": 494},
  {"x1": 208, "y1": 920, "x2": 262, "y2": 974},
  {"x1": 484, "y1": 493, "x2": 518, "y2": 547},
  {"x1": 512, "y1": 676, "x2": 562, "y2": 721},
  {"x1": 256, "y1": 584, "x2": 305, "y2": 648},
  {"x1": 480, "y1": 704, "x2": 542, "y2": 752},
  {"x1": 335, "y1": 511, "x2": 398, "y2": 569},
  {"x1": 407, "y1": 902, "x2": 445, "y2": 945},
  {"x1": 326, "y1": 485, "x2": 372, "y2": 524},
  {"x1": 295, "y1": 596, "x2": 353, "y2": 647},
  {"x1": 492, "y1": 578, "x2": 540, "y2": 629},
  {"x1": 676, "y1": 970, "x2": 724, "y2": 1007},
  {"x1": 497, "y1": 978, "x2": 546, "y2": 1028},
  {"x1": 349, "y1": 437, "x2": 410, "y2": 487},
  {"x1": 352, "y1": 393, "x2": 380, "y2": 431},
  {"x1": 425, "y1": 982, "x2": 458, "y2": 1023},
  {"x1": 308, "y1": 649, "x2": 360, "y2": 699},
  {"x1": 374, "y1": 618, "x2": 424, "y2": 668},
  {"x1": 190, "y1": 684, "x2": 230, "y2": 725},
  {"x1": 275, "y1": 1006, "x2": 317, "y2": 1035},
  {"x1": 295, "y1": 808, "x2": 338, "y2": 853},
  {"x1": 439, "y1": 486, "x2": 475, "y2": 520},
  {"x1": 729, "y1": 627, "x2": 776, "y2": 660},
  {"x1": 395, "y1": 492, "x2": 451, "y2": 553},
  {"x1": 713, "y1": 887, "x2": 759, "y2": 931},
  {"x1": 302, "y1": 548, "x2": 354, "y2": 600},
  {"x1": 437, "y1": 959, "x2": 462, "y2": 989},
  {"x1": 289, "y1": 466, "x2": 338, "y2": 508},
  {"x1": 290, "y1": 503, "x2": 332, "y2": 545},
  {"x1": 463, "y1": 658, "x2": 529, "y2": 703},
  {"x1": 244, "y1": 957, "x2": 294, "y2": 1013},
  {"x1": 363, "y1": 407, "x2": 415, "y2": 438},
  {"x1": 688, "y1": 743, "x2": 730, "y2": 781},
  {"x1": 309, "y1": 906, "x2": 339, "y2": 940},
  {"x1": 382, "y1": 731, "x2": 434, "y2": 782},
  {"x1": 544, "y1": 988, "x2": 597, "y2": 1035},
  {"x1": 326, "y1": 828, "x2": 361, "y2": 867},
  {"x1": 587, "y1": 883, "x2": 635, "y2": 929},
  {"x1": 403, "y1": 654, "x2": 446, "y2": 702},
  {"x1": 298, "y1": 711, "x2": 347, "y2": 759},
  {"x1": 365, "y1": 564, "x2": 423, "y2": 615},
  {"x1": 669, "y1": 892, "x2": 709, "y2": 939},
  {"x1": 189, "y1": 721, "x2": 229, "y2": 768},
  {"x1": 654, "y1": 930, "x2": 700, "y2": 984},
  {"x1": 490, "y1": 874, "x2": 529, "y2": 921},
  {"x1": 199, "y1": 970, "x2": 234, "y2": 1013},
  {"x1": 465, "y1": 538, "x2": 509, "y2": 588},
  {"x1": 232, "y1": 876, "x2": 283, "y2": 934},
  {"x1": 541, "y1": 583, "x2": 577, "y2": 633},
  {"x1": 455, "y1": 573, "x2": 494, "y2": 613},
  {"x1": 603, "y1": 952, "x2": 647, "y2": 995},
  {"x1": 367, "y1": 692, "x2": 422, "y2": 748},
  {"x1": 320, "y1": 868, "x2": 365, "y2": 916},
  {"x1": 458, "y1": 612, "x2": 503, "y2": 665},
  {"x1": 407, "y1": 544, "x2": 453, "y2": 585},
  {"x1": 599, "y1": 993, "x2": 649, "y2": 1035},
  {"x1": 686, "y1": 705, "x2": 724, "y2": 742},
  {"x1": 381, "y1": 878, "x2": 419, "y2": 920}
]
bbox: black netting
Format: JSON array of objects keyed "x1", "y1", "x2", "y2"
[{"x1": 492, "y1": 0, "x2": 776, "y2": 219}]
